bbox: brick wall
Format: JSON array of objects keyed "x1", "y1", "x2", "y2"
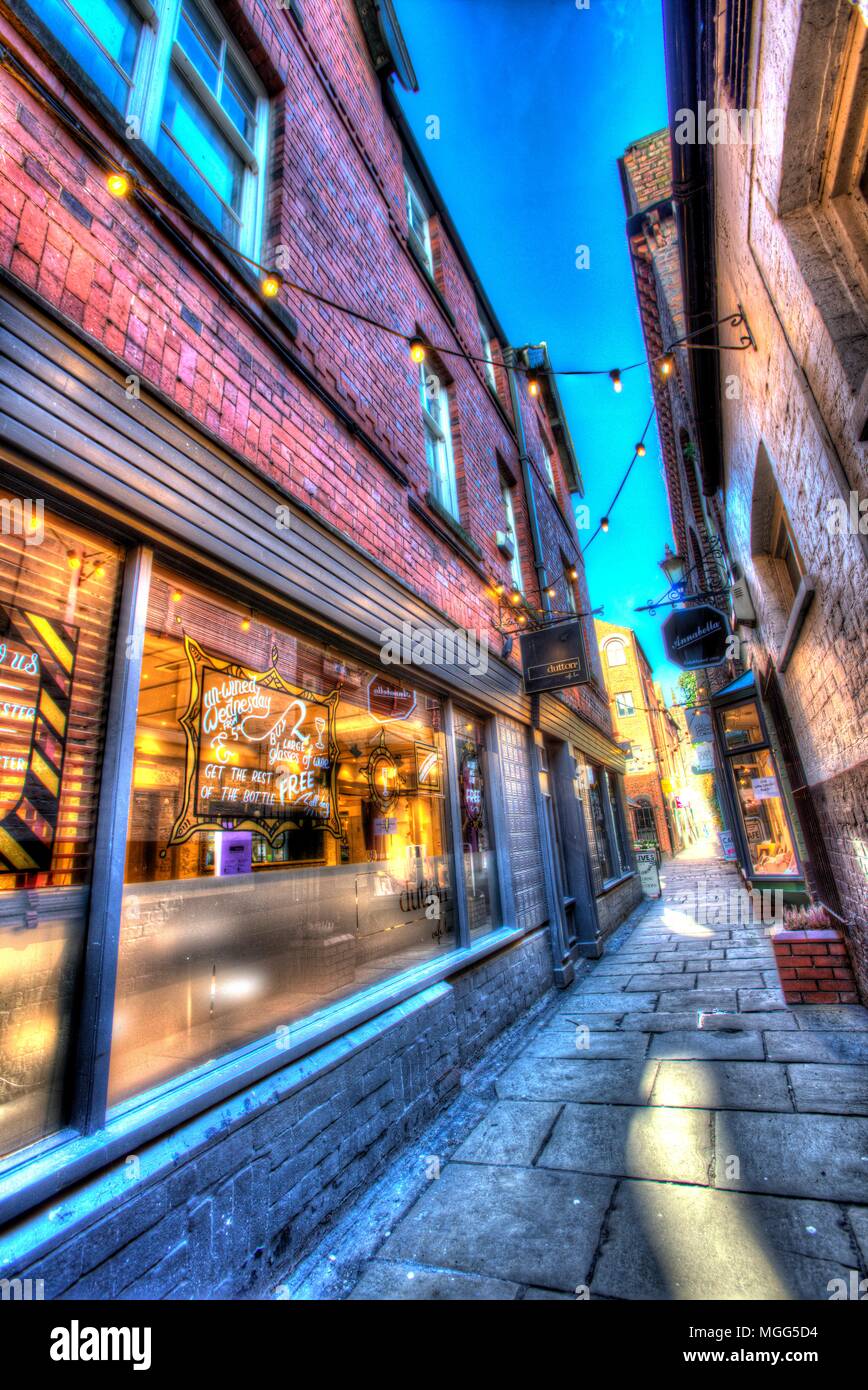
[
  {"x1": 0, "y1": 931, "x2": 552, "y2": 1297},
  {"x1": 0, "y1": 0, "x2": 612, "y2": 744}
]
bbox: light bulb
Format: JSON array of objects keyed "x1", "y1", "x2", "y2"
[
  {"x1": 409, "y1": 337, "x2": 426, "y2": 364},
  {"x1": 106, "y1": 170, "x2": 131, "y2": 198},
  {"x1": 609, "y1": 369, "x2": 622, "y2": 393},
  {"x1": 261, "y1": 272, "x2": 282, "y2": 299}
]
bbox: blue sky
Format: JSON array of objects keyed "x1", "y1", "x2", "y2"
[{"x1": 394, "y1": 0, "x2": 686, "y2": 699}]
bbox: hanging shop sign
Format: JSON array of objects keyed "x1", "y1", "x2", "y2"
[
  {"x1": 367, "y1": 674, "x2": 416, "y2": 721},
  {"x1": 686, "y1": 706, "x2": 714, "y2": 743},
  {"x1": 168, "y1": 636, "x2": 342, "y2": 847},
  {"x1": 0, "y1": 605, "x2": 77, "y2": 876},
  {"x1": 519, "y1": 619, "x2": 591, "y2": 695},
  {"x1": 662, "y1": 605, "x2": 731, "y2": 670}
]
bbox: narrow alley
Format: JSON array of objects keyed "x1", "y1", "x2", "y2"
[{"x1": 290, "y1": 851, "x2": 868, "y2": 1300}]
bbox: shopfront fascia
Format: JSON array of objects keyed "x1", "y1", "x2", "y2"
[
  {"x1": 710, "y1": 671, "x2": 807, "y2": 899},
  {"x1": 0, "y1": 281, "x2": 629, "y2": 1222}
]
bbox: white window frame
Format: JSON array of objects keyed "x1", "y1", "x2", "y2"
[
  {"x1": 605, "y1": 638, "x2": 627, "y2": 667},
  {"x1": 502, "y1": 482, "x2": 523, "y2": 592},
  {"x1": 479, "y1": 318, "x2": 497, "y2": 391},
  {"x1": 541, "y1": 436, "x2": 556, "y2": 496},
  {"x1": 615, "y1": 691, "x2": 635, "y2": 717},
  {"x1": 419, "y1": 363, "x2": 459, "y2": 520},
  {"x1": 405, "y1": 170, "x2": 434, "y2": 275},
  {"x1": 54, "y1": 0, "x2": 268, "y2": 259}
]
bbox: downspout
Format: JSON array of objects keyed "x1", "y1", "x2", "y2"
[{"x1": 504, "y1": 347, "x2": 551, "y2": 612}]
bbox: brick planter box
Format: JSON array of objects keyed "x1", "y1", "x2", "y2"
[{"x1": 771, "y1": 928, "x2": 859, "y2": 1005}]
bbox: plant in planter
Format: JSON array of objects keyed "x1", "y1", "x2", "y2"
[{"x1": 782, "y1": 903, "x2": 832, "y2": 931}]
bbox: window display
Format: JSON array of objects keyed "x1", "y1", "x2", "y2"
[
  {"x1": 110, "y1": 570, "x2": 456, "y2": 1106},
  {"x1": 732, "y1": 749, "x2": 798, "y2": 876},
  {"x1": 0, "y1": 497, "x2": 122, "y2": 1157},
  {"x1": 453, "y1": 712, "x2": 499, "y2": 938}
]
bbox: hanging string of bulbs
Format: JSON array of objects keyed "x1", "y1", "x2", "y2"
[{"x1": 0, "y1": 41, "x2": 675, "y2": 585}]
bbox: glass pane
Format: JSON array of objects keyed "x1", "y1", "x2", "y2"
[
  {"x1": 159, "y1": 71, "x2": 243, "y2": 240},
  {"x1": 178, "y1": 0, "x2": 221, "y2": 90},
  {"x1": 223, "y1": 55, "x2": 257, "y2": 142},
  {"x1": 45, "y1": 0, "x2": 140, "y2": 110},
  {"x1": 605, "y1": 770, "x2": 628, "y2": 874},
  {"x1": 720, "y1": 700, "x2": 763, "y2": 750},
  {"x1": 453, "y1": 713, "x2": 498, "y2": 939},
  {"x1": 587, "y1": 764, "x2": 614, "y2": 882},
  {"x1": 110, "y1": 572, "x2": 456, "y2": 1107},
  {"x1": 731, "y1": 749, "x2": 798, "y2": 876},
  {"x1": 0, "y1": 496, "x2": 122, "y2": 1158}
]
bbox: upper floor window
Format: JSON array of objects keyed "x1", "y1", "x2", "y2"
[
  {"x1": 541, "y1": 436, "x2": 556, "y2": 496},
  {"x1": 478, "y1": 315, "x2": 497, "y2": 392},
  {"x1": 501, "y1": 481, "x2": 523, "y2": 592},
  {"x1": 43, "y1": 0, "x2": 146, "y2": 113},
  {"x1": 405, "y1": 170, "x2": 433, "y2": 275},
  {"x1": 615, "y1": 691, "x2": 635, "y2": 717},
  {"x1": 43, "y1": 0, "x2": 268, "y2": 257},
  {"x1": 770, "y1": 492, "x2": 805, "y2": 605},
  {"x1": 419, "y1": 363, "x2": 459, "y2": 519},
  {"x1": 605, "y1": 637, "x2": 627, "y2": 667},
  {"x1": 562, "y1": 560, "x2": 577, "y2": 613},
  {"x1": 723, "y1": 0, "x2": 754, "y2": 108}
]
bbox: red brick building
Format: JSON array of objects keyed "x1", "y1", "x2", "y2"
[{"x1": 0, "y1": 0, "x2": 640, "y2": 1293}]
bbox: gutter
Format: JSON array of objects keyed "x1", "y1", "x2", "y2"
[{"x1": 662, "y1": 0, "x2": 723, "y2": 496}]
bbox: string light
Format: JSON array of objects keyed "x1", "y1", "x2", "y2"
[
  {"x1": 261, "y1": 272, "x2": 282, "y2": 298},
  {"x1": 635, "y1": 442, "x2": 646, "y2": 457},
  {"x1": 409, "y1": 337, "x2": 426, "y2": 364},
  {"x1": 509, "y1": 590, "x2": 522, "y2": 606},
  {"x1": 609, "y1": 369, "x2": 622, "y2": 393},
  {"x1": 659, "y1": 353, "x2": 674, "y2": 378},
  {"x1": 171, "y1": 589, "x2": 182, "y2": 603},
  {"x1": 545, "y1": 586, "x2": 556, "y2": 599},
  {"x1": 600, "y1": 517, "x2": 610, "y2": 533},
  {"x1": 569, "y1": 567, "x2": 578, "y2": 581},
  {"x1": 106, "y1": 170, "x2": 131, "y2": 198},
  {"x1": 241, "y1": 615, "x2": 251, "y2": 632},
  {"x1": 66, "y1": 551, "x2": 81, "y2": 571}
]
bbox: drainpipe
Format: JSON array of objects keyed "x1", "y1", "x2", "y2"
[{"x1": 504, "y1": 347, "x2": 550, "y2": 611}]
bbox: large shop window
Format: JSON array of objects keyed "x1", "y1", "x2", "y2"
[
  {"x1": 453, "y1": 712, "x2": 499, "y2": 939},
  {"x1": 574, "y1": 757, "x2": 628, "y2": 891},
  {"x1": 109, "y1": 570, "x2": 457, "y2": 1107},
  {"x1": 0, "y1": 498, "x2": 122, "y2": 1159},
  {"x1": 718, "y1": 700, "x2": 798, "y2": 877}
]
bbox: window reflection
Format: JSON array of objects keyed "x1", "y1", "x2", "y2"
[
  {"x1": 111, "y1": 571, "x2": 456, "y2": 1107},
  {"x1": 732, "y1": 749, "x2": 797, "y2": 876},
  {"x1": 454, "y1": 712, "x2": 498, "y2": 938}
]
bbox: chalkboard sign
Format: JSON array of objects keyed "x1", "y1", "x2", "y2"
[{"x1": 635, "y1": 849, "x2": 661, "y2": 898}]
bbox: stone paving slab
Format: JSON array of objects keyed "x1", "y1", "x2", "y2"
[
  {"x1": 650, "y1": 1060, "x2": 792, "y2": 1111},
  {"x1": 591, "y1": 1182, "x2": 861, "y2": 1301},
  {"x1": 619, "y1": 1009, "x2": 797, "y2": 1032},
  {"x1": 765, "y1": 1031, "x2": 868, "y2": 1064},
  {"x1": 525, "y1": 1030, "x2": 650, "y2": 1060},
  {"x1": 376, "y1": 1163, "x2": 615, "y2": 1292},
  {"x1": 451, "y1": 1100, "x2": 562, "y2": 1166},
  {"x1": 649, "y1": 1030, "x2": 765, "y2": 1060},
  {"x1": 657, "y1": 988, "x2": 739, "y2": 1011},
  {"x1": 554, "y1": 991, "x2": 659, "y2": 1013},
  {"x1": 849, "y1": 1206, "x2": 868, "y2": 1268},
  {"x1": 623, "y1": 974, "x2": 697, "y2": 992},
  {"x1": 537, "y1": 1103, "x2": 712, "y2": 1184},
  {"x1": 495, "y1": 1057, "x2": 657, "y2": 1105},
  {"x1": 787, "y1": 1064, "x2": 868, "y2": 1115},
  {"x1": 348, "y1": 1261, "x2": 520, "y2": 1300},
  {"x1": 738, "y1": 988, "x2": 788, "y2": 1011},
  {"x1": 713, "y1": 1112, "x2": 868, "y2": 1202},
  {"x1": 792, "y1": 1005, "x2": 868, "y2": 1031}
]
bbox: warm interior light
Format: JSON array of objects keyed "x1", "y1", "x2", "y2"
[
  {"x1": 261, "y1": 272, "x2": 282, "y2": 298},
  {"x1": 636, "y1": 442, "x2": 647, "y2": 457},
  {"x1": 66, "y1": 551, "x2": 81, "y2": 571},
  {"x1": 509, "y1": 590, "x2": 522, "y2": 605},
  {"x1": 171, "y1": 589, "x2": 182, "y2": 603},
  {"x1": 659, "y1": 353, "x2": 674, "y2": 378},
  {"x1": 409, "y1": 337, "x2": 426, "y2": 363},
  {"x1": 609, "y1": 369, "x2": 622, "y2": 393},
  {"x1": 106, "y1": 170, "x2": 131, "y2": 198},
  {"x1": 600, "y1": 516, "x2": 610, "y2": 533},
  {"x1": 241, "y1": 616, "x2": 251, "y2": 632}
]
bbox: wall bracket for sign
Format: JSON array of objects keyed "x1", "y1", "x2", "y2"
[{"x1": 168, "y1": 636, "x2": 342, "y2": 847}]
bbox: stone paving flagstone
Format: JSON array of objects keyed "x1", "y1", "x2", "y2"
[{"x1": 343, "y1": 853, "x2": 868, "y2": 1300}]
